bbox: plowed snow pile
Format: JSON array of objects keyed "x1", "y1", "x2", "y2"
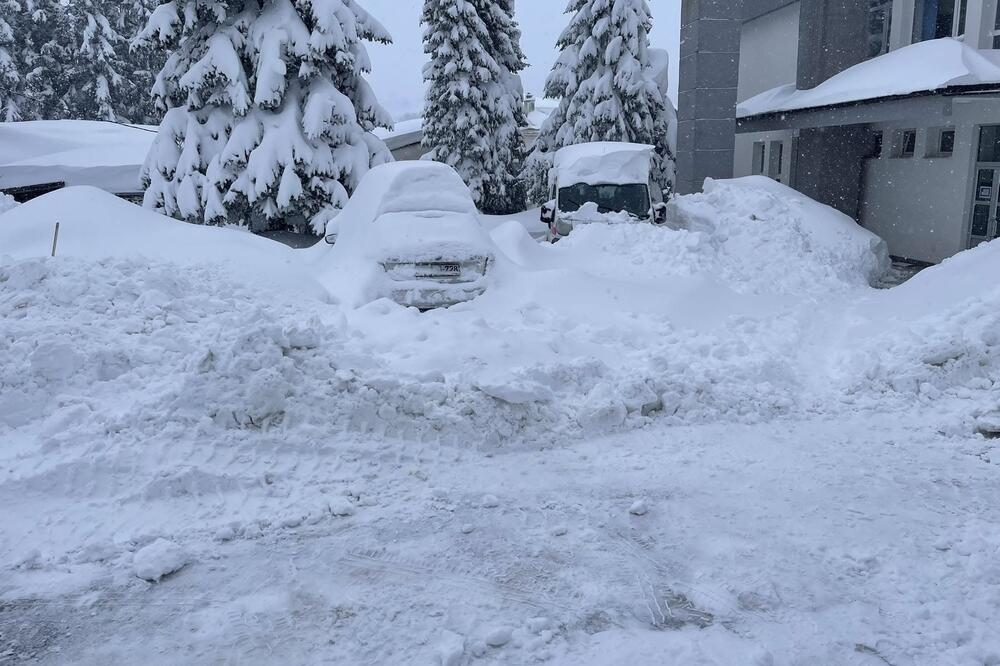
[{"x1": 3, "y1": 182, "x2": 1000, "y2": 665}]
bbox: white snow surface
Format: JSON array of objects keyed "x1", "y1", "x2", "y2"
[
  {"x1": 738, "y1": 38, "x2": 1000, "y2": 117},
  {"x1": 0, "y1": 120, "x2": 156, "y2": 192},
  {"x1": 2, "y1": 176, "x2": 1000, "y2": 664},
  {"x1": 553, "y1": 142, "x2": 655, "y2": 187}
]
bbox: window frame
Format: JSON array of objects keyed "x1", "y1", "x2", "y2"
[
  {"x1": 752, "y1": 141, "x2": 766, "y2": 175},
  {"x1": 926, "y1": 127, "x2": 956, "y2": 158},
  {"x1": 893, "y1": 129, "x2": 918, "y2": 158}
]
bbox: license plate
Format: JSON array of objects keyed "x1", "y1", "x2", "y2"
[{"x1": 416, "y1": 263, "x2": 461, "y2": 277}]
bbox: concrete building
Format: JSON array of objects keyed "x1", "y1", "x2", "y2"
[{"x1": 678, "y1": 0, "x2": 1000, "y2": 263}]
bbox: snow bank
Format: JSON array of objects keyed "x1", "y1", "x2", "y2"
[
  {"x1": 738, "y1": 38, "x2": 1000, "y2": 117},
  {"x1": 553, "y1": 142, "x2": 654, "y2": 186},
  {"x1": 0, "y1": 120, "x2": 156, "y2": 192},
  {"x1": 835, "y1": 239, "x2": 1000, "y2": 409},
  {"x1": 0, "y1": 186, "x2": 327, "y2": 300},
  {"x1": 0, "y1": 192, "x2": 15, "y2": 214},
  {"x1": 667, "y1": 176, "x2": 889, "y2": 292}
]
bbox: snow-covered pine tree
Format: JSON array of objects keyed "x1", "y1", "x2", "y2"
[
  {"x1": 120, "y1": 0, "x2": 166, "y2": 124},
  {"x1": 22, "y1": 0, "x2": 75, "y2": 120},
  {"x1": 0, "y1": 0, "x2": 25, "y2": 121},
  {"x1": 524, "y1": 0, "x2": 673, "y2": 204},
  {"x1": 138, "y1": 0, "x2": 394, "y2": 234},
  {"x1": 70, "y1": 0, "x2": 126, "y2": 121},
  {"x1": 421, "y1": 0, "x2": 527, "y2": 214}
]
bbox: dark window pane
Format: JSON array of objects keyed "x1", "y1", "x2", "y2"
[
  {"x1": 940, "y1": 129, "x2": 955, "y2": 154},
  {"x1": 936, "y1": 0, "x2": 954, "y2": 38},
  {"x1": 979, "y1": 126, "x2": 1000, "y2": 162},
  {"x1": 972, "y1": 204, "x2": 990, "y2": 236},
  {"x1": 958, "y1": 0, "x2": 968, "y2": 35},
  {"x1": 994, "y1": 34, "x2": 1000, "y2": 49},
  {"x1": 902, "y1": 130, "x2": 916, "y2": 156}
]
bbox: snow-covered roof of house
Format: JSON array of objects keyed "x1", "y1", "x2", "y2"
[
  {"x1": 553, "y1": 142, "x2": 654, "y2": 186},
  {"x1": 737, "y1": 38, "x2": 1000, "y2": 119},
  {"x1": 0, "y1": 120, "x2": 157, "y2": 193},
  {"x1": 373, "y1": 118, "x2": 423, "y2": 150}
]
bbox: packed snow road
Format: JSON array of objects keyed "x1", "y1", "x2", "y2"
[{"x1": 2, "y1": 178, "x2": 1000, "y2": 664}]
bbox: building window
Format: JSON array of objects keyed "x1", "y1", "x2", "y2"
[
  {"x1": 767, "y1": 141, "x2": 784, "y2": 182},
  {"x1": 868, "y1": 0, "x2": 893, "y2": 57},
  {"x1": 893, "y1": 129, "x2": 917, "y2": 157},
  {"x1": 939, "y1": 128, "x2": 955, "y2": 155},
  {"x1": 752, "y1": 142, "x2": 766, "y2": 174},
  {"x1": 914, "y1": 0, "x2": 968, "y2": 41},
  {"x1": 979, "y1": 125, "x2": 1000, "y2": 162},
  {"x1": 926, "y1": 127, "x2": 955, "y2": 157}
]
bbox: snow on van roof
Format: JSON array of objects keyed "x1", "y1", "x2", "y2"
[
  {"x1": 737, "y1": 38, "x2": 1000, "y2": 118},
  {"x1": 553, "y1": 142, "x2": 654, "y2": 186},
  {"x1": 0, "y1": 120, "x2": 156, "y2": 193}
]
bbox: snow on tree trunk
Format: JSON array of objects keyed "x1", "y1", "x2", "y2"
[
  {"x1": 524, "y1": 0, "x2": 674, "y2": 204},
  {"x1": 421, "y1": 0, "x2": 527, "y2": 215},
  {"x1": 138, "y1": 0, "x2": 394, "y2": 234}
]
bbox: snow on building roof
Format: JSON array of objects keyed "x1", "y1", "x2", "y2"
[
  {"x1": 553, "y1": 142, "x2": 654, "y2": 186},
  {"x1": 372, "y1": 118, "x2": 423, "y2": 150},
  {"x1": 737, "y1": 38, "x2": 1000, "y2": 119},
  {"x1": 0, "y1": 120, "x2": 157, "y2": 193}
]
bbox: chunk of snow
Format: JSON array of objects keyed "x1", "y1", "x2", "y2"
[
  {"x1": 437, "y1": 630, "x2": 465, "y2": 666},
  {"x1": 738, "y1": 39, "x2": 1000, "y2": 117},
  {"x1": 629, "y1": 500, "x2": 649, "y2": 516},
  {"x1": 133, "y1": 539, "x2": 189, "y2": 582},
  {"x1": 484, "y1": 626, "x2": 513, "y2": 647}
]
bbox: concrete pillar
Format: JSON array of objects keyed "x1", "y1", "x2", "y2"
[
  {"x1": 676, "y1": 0, "x2": 742, "y2": 195},
  {"x1": 796, "y1": 0, "x2": 870, "y2": 89}
]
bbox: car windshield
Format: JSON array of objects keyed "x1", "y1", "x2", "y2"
[{"x1": 558, "y1": 183, "x2": 650, "y2": 218}]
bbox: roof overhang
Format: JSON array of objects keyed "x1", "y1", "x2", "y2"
[{"x1": 737, "y1": 85, "x2": 1000, "y2": 133}]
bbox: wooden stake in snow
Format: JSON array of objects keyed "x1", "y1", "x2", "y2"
[{"x1": 51, "y1": 222, "x2": 60, "y2": 257}]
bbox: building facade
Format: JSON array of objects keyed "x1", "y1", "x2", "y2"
[{"x1": 678, "y1": 0, "x2": 1000, "y2": 263}]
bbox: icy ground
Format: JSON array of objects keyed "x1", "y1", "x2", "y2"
[{"x1": 2, "y1": 179, "x2": 1000, "y2": 664}]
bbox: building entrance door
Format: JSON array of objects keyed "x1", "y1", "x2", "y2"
[
  {"x1": 970, "y1": 165, "x2": 1000, "y2": 247},
  {"x1": 971, "y1": 126, "x2": 1000, "y2": 247}
]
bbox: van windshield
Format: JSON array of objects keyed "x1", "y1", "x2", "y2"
[{"x1": 558, "y1": 183, "x2": 650, "y2": 219}]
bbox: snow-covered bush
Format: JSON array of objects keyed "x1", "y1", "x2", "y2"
[
  {"x1": 525, "y1": 0, "x2": 674, "y2": 203},
  {"x1": 138, "y1": 0, "x2": 394, "y2": 234},
  {"x1": 421, "y1": 0, "x2": 527, "y2": 214}
]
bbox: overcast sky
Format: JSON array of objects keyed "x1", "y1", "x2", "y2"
[{"x1": 359, "y1": 0, "x2": 681, "y2": 122}]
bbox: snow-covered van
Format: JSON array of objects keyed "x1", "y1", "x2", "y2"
[{"x1": 540, "y1": 142, "x2": 669, "y2": 241}]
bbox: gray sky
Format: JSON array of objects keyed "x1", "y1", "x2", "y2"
[{"x1": 360, "y1": 0, "x2": 681, "y2": 122}]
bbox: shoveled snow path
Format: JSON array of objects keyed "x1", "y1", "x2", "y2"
[{"x1": 3, "y1": 408, "x2": 998, "y2": 665}]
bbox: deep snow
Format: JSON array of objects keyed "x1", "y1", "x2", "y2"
[{"x1": 2, "y1": 180, "x2": 1000, "y2": 664}]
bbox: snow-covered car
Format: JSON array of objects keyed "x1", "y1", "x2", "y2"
[
  {"x1": 318, "y1": 161, "x2": 494, "y2": 309},
  {"x1": 540, "y1": 142, "x2": 669, "y2": 241}
]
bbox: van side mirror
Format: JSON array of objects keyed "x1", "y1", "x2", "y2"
[
  {"x1": 653, "y1": 203, "x2": 668, "y2": 225},
  {"x1": 540, "y1": 201, "x2": 555, "y2": 224}
]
